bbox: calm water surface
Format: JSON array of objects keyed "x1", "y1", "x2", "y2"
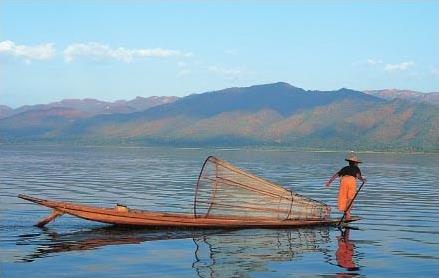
[{"x1": 1, "y1": 145, "x2": 438, "y2": 277}]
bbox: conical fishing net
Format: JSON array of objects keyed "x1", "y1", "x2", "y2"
[{"x1": 194, "y1": 156, "x2": 330, "y2": 220}]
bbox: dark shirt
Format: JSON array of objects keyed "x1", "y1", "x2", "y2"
[{"x1": 338, "y1": 165, "x2": 361, "y2": 178}]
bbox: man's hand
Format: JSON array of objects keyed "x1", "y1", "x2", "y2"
[{"x1": 358, "y1": 176, "x2": 367, "y2": 184}]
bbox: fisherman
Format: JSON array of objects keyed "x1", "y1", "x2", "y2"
[{"x1": 325, "y1": 151, "x2": 366, "y2": 220}]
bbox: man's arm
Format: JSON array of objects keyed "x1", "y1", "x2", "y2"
[{"x1": 325, "y1": 172, "x2": 339, "y2": 187}]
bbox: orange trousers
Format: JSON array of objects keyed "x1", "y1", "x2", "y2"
[{"x1": 338, "y1": 176, "x2": 357, "y2": 212}]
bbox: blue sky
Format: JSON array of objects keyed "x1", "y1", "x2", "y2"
[{"x1": 1, "y1": 0, "x2": 438, "y2": 107}]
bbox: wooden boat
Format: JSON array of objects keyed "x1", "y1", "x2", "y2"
[
  {"x1": 18, "y1": 194, "x2": 360, "y2": 229},
  {"x1": 19, "y1": 157, "x2": 362, "y2": 229}
]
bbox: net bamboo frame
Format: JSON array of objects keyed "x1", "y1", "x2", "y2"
[{"x1": 194, "y1": 156, "x2": 330, "y2": 221}]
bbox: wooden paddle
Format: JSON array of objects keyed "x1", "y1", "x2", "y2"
[{"x1": 338, "y1": 180, "x2": 365, "y2": 227}]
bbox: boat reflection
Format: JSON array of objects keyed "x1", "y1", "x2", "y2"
[
  {"x1": 16, "y1": 226, "x2": 359, "y2": 276},
  {"x1": 16, "y1": 226, "x2": 208, "y2": 263}
]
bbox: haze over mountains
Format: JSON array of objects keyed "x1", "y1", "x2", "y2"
[
  {"x1": 0, "y1": 96, "x2": 178, "y2": 119},
  {"x1": 1, "y1": 82, "x2": 438, "y2": 151},
  {"x1": 364, "y1": 89, "x2": 439, "y2": 105}
]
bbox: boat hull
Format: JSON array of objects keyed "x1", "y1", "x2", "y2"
[{"x1": 18, "y1": 194, "x2": 360, "y2": 229}]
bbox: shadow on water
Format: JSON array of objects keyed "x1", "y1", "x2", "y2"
[{"x1": 15, "y1": 225, "x2": 363, "y2": 277}]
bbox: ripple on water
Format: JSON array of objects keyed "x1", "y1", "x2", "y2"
[{"x1": 0, "y1": 146, "x2": 438, "y2": 277}]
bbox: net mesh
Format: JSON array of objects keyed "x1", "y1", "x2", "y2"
[{"x1": 194, "y1": 156, "x2": 330, "y2": 221}]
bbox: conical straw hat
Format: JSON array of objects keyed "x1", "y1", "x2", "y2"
[{"x1": 345, "y1": 151, "x2": 362, "y2": 163}]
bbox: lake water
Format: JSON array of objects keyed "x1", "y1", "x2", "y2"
[{"x1": 1, "y1": 145, "x2": 438, "y2": 277}]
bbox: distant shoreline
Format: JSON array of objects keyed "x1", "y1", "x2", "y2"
[{"x1": 1, "y1": 142, "x2": 437, "y2": 155}]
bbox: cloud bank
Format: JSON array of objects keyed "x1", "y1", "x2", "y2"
[
  {"x1": 0, "y1": 40, "x2": 55, "y2": 61},
  {"x1": 63, "y1": 42, "x2": 190, "y2": 62},
  {"x1": 384, "y1": 61, "x2": 415, "y2": 72},
  {"x1": 0, "y1": 40, "x2": 191, "y2": 63},
  {"x1": 208, "y1": 65, "x2": 248, "y2": 79},
  {"x1": 359, "y1": 58, "x2": 416, "y2": 73},
  {"x1": 366, "y1": 58, "x2": 383, "y2": 66}
]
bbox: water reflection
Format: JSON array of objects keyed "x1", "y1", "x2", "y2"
[
  {"x1": 14, "y1": 226, "x2": 362, "y2": 276},
  {"x1": 15, "y1": 227, "x2": 208, "y2": 263},
  {"x1": 336, "y1": 229, "x2": 359, "y2": 272},
  {"x1": 192, "y1": 228, "x2": 331, "y2": 278}
]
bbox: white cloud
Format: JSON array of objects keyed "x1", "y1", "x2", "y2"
[
  {"x1": 176, "y1": 61, "x2": 192, "y2": 77},
  {"x1": 356, "y1": 58, "x2": 417, "y2": 74},
  {"x1": 177, "y1": 69, "x2": 192, "y2": 77},
  {"x1": 366, "y1": 58, "x2": 383, "y2": 65},
  {"x1": 208, "y1": 65, "x2": 249, "y2": 79},
  {"x1": 225, "y1": 49, "x2": 238, "y2": 55},
  {"x1": 63, "y1": 42, "x2": 189, "y2": 62},
  {"x1": 0, "y1": 40, "x2": 55, "y2": 61},
  {"x1": 384, "y1": 61, "x2": 414, "y2": 72}
]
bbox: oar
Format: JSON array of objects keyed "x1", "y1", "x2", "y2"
[{"x1": 337, "y1": 180, "x2": 365, "y2": 227}]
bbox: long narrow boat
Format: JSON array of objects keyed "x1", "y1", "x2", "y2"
[
  {"x1": 18, "y1": 194, "x2": 359, "y2": 228},
  {"x1": 19, "y1": 156, "x2": 361, "y2": 229}
]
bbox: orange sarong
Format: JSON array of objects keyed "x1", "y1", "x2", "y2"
[{"x1": 338, "y1": 176, "x2": 356, "y2": 212}]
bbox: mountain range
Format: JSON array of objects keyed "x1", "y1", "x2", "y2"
[
  {"x1": 1, "y1": 82, "x2": 438, "y2": 152},
  {"x1": 364, "y1": 89, "x2": 439, "y2": 105},
  {"x1": 0, "y1": 96, "x2": 178, "y2": 119}
]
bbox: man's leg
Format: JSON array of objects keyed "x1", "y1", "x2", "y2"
[{"x1": 345, "y1": 207, "x2": 351, "y2": 220}]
